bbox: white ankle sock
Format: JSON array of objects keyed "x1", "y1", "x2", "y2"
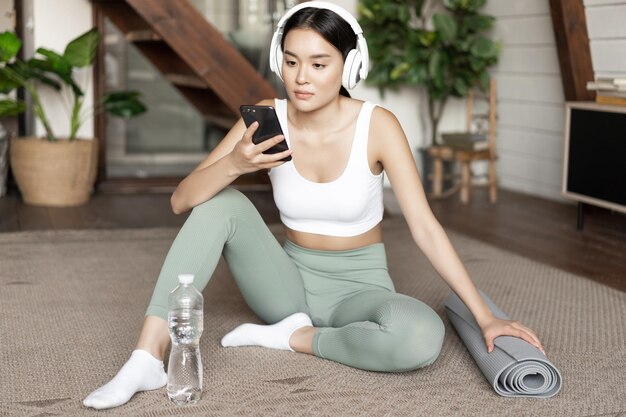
[
  {"x1": 220, "y1": 312, "x2": 312, "y2": 352},
  {"x1": 83, "y1": 349, "x2": 168, "y2": 410}
]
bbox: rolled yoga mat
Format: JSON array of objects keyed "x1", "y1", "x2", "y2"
[{"x1": 444, "y1": 291, "x2": 562, "y2": 398}]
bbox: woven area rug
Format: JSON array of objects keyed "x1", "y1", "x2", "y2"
[{"x1": 0, "y1": 218, "x2": 624, "y2": 417}]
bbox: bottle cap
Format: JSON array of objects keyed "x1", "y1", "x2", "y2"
[{"x1": 178, "y1": 274, "x2": 194, "y2": 284}]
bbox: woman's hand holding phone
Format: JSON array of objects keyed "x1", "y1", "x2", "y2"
[{"x1": 229, "y1": 121, "x2": 292, "y2": 175}]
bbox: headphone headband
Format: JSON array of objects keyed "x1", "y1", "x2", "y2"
[
  {"x1": 269, "y1": 1, "x2": 369, "y2": 89},
  {"x1": 276, "y1": 1, "x2": 364, "y2": 36}
]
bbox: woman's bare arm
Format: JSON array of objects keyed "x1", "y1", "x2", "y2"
[
  {"x1": 371, "y1": 107, "x2": 544, "y2": 353},
  {"x1": 171, "y1": 99, "x2": 291, "y2": 214}
]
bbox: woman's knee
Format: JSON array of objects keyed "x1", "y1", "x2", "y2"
[
  {"x1": 190, "y1": 187, "x2": 256, "y2": 219},
  {"x1": 384, "y1": 302, "x2": 446, "y2": 372}
]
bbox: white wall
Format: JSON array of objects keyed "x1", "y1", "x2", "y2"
[
  {"x1": 483, "y1": 0, "x2": 567, "y2": 201},
  {"x1": 481, "y1": 0, "x2": 626, "y2": 202},
  {"x1": 0, "y1": 0, "x2": 13, "y2": 32},
  {"x1": 584, "y1": 0, "x2": 626, "y2": 80},
  {"x1": 32, "y1": 0, "x2": 93, "y2": 139}
]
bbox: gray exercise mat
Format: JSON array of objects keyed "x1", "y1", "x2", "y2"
[{"x1": 444, "y1": 291, "x2": 562, "y2": 398}]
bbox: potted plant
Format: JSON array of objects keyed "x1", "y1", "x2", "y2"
[
  {"x1": 0, "y1": 28, "x2": 146, "y2": 206},
  {"x1": 359, "y1": 0, "x2": 500, "y2": 182}
]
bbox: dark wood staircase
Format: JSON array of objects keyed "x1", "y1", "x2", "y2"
[{"x1": 91, "y1": 0, "x2": 279, "y2": 191}]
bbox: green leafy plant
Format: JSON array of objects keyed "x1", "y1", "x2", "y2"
[
  {"x1": 359, "y1": 0, "x2": 500, "y2": 146},
  {"x1": 0, "y1": 28, "x2": 146, "y2": 141}
]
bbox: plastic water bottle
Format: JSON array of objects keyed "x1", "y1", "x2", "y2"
[{"x1": 167, "y1": 274, "x2": 203, "y2": 405}]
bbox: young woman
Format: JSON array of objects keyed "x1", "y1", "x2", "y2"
[{"x1": 84, "y1": 2, "x2": 544, "y2": 410}]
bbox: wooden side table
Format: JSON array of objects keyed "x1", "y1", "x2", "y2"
[{"x1": 427, "y1": 145, "x2": 497, "y2": 204}]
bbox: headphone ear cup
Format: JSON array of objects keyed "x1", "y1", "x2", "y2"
[
  {"x1": 269, "y1": 29, "x2": 284, "y2": 81},
  {"x1": 274, "y1": 47, "x2": 284, "y2": 81},
  {"x1": 342, "y1": 49, "x2": 362, "y2": 90}
]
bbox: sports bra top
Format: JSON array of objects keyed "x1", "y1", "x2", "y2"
[{"x1": 268, "y1": 99, "x2": 384, "y2": 237}]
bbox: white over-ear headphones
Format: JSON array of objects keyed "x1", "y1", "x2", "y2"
[{"x1": 269, "y1": 1, "x2": 369, "y2": 90}]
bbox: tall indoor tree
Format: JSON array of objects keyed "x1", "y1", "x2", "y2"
[{"x1": 359, "y1": 0, "x2": 500, "y2": 147}]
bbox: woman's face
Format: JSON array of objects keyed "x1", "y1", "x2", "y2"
[{"x1": 281, "y1": 28, "x2": 344, "y2": 111}]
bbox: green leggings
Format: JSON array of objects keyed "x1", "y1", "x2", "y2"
[{"x1": 147, "y1": 188, "x2": 445, "y2": 372}]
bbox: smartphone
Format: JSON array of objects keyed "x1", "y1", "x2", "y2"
[{"x1": 239, "y1": 105, "x2": 291, "y2": 162}]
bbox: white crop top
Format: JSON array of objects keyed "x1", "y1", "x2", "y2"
[{"x1": 269, "y1": 99, "x2": 384, "y2": 237}]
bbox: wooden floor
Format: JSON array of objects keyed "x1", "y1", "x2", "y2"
[{"x1": 1, "y1": 186, "x2": 625, "y2": 293}]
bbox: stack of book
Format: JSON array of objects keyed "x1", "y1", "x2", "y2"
[
  {"x1": 440, "y1": 132, "x2": 489, "y2": 151},
  {"x1": 586, "y1": 77, "x2": 626, "y2": 106}
]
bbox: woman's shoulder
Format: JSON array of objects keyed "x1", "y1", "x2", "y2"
[
  {"x1": 344, "y1": 97, "x2": 397, "y2": 124},
  {"x1": 368, "y1": 104, "x2": 406, "y2": 150},
  {"x1": 369, "y1": 103, "x2": 401, "y2": 129},
  {"x1": 339, "y1": 97, "x2": 385, "y2": 118}
]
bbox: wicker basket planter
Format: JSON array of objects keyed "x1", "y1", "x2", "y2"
[{"x1": 10, "y1": 136, "x2": 98, "y2": 207}]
